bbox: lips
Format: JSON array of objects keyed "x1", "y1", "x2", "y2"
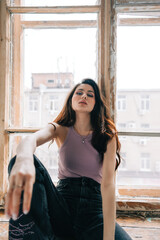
[{"x1": 79, "y1": 101, "x2": 87, "y2": 105}]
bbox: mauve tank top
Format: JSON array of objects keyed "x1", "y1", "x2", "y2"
[{"x1": 58, "y1": 126, "x2": 102, "y2": 184}]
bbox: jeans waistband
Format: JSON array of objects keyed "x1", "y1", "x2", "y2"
[{"x1": 58, "y1": 177, "x2": 100, "y2": 188}]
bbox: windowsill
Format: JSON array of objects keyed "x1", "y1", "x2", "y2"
[
  {"x1": 118, "y1": 185, "x2": 160, "y2": 197},
  {"x1": 1, "y1": 193, "x2": 160, "y2": 215},
  {"x1": 116, "y1": 196, "x2": 160, "y2": 217},
  {"x1": 116, "y1": 186, "x2": 160, "y2": 214}
]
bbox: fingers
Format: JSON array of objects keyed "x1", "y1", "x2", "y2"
[
  {"x1": 23, "y1": 176, "x2": 34, "y2": 214},
  {"x1": 5, "y1": 171, "x2": 35, "y2": 220},
  {"x1": 5, "y1": 176, "x2": 15, "y2": 218},
  {"x1": 11, "y1": 173, "x2": 24, "y2": 220}
]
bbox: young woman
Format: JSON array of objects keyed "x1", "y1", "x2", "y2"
[{"x1": 5, "y1": 79, "x2": 132, "y2": 240}]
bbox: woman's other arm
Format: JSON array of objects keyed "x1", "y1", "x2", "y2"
[
  {"x1": 5, "y1": 123, "x2": 58, "y2": 220},
  {"x1": 101, "y1": 136, "x2": 117, "y2": 240}
]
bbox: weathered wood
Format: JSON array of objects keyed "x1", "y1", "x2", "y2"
[
  {"x1": 116, "y1": 4, "x2": 160, "y2": 13},
  {"x1": 109, "y1": 0, "x2": 117, "y2": 121},
  {"x1": 11, "y1": 13, "x2": 22, "y2": 127},
  {"x1": 5, "y1": 128, "x2": 40, "y2": 133},
  {"x1": 0, "y1": 0, "x2": 10, "y2": 204},
  {"x1": 98, "y1": 0, "x2": 111, "y2": 116},
  {"x1": 118, "y1": 131, "x2": 160, "y2": 137},
  {"x1": 21, "y1": 20, "x2": 97, "y2": 29},
  {"x1": 116, "y1": 0, "x2": 160, "y2": 5},
  {"x1": 5, "y1": 128, "x2": 160, "y2": 137},
  {"x1": 7, "y1": 6, "x2": 100, "y2": 14},
  {"x1": 118, "y1": 186, "x2": 160, "y2": 197},
  {"x1": 98, "y1": 0, "x2": 105, "y2": 97},
  {"x1": 119, "y1": 17, "x2": 160, "y2": 26},
  {"x1": 117, "y1": 217, "x2": 160, "y2": 240},
  {"x1": 117, "y1": 197, "x2": 160, "y2": 212},
  {"x1": 11, "y1": 1, "x2": 23, "y2": 156}
]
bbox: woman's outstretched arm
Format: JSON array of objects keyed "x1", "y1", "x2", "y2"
[
  {"x1": 101, "y1": 136, "x2": 117, "y2": 240},
  {"x1": 5, "y1": 123, "x2": 58, "y2": 220}
]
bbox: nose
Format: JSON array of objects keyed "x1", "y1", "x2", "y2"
[{"x1": 82, "y1": 93, "x2": 87, "y2": 99}]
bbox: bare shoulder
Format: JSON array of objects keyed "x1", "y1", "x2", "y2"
[
  {"x1": 52, "y1": 124, "x2": 69, "y2": 148},
  {"x1": 47, "y1": 122, "x2": 68, "y2": 136},
  {"x1": 57, "y1": 124, "x2": 68, "y2": 137}
]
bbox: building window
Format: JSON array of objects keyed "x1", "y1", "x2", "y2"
[
  {"x1": 49, "y1": 100, "x2": 59, "y2": 112},
  {"x1": 50, "y1": 95, "x2": 58, "y2": 100},
  {"x1": 117, "y1": 95, "x2": 126, "y2": 111},
  {"x1": 48, "y1": 79, "x2": 54, "y2": 83},
  {"x1": 65, "y1": 79, "x2": 70, "y2": 87},
  {"x1": 29, "y1": 100, "x2": 38, "y2": 112},
  {"x1": 139, "y1": 137, "x2": 148, "y2": 146},
  {"x1": 140, "y1": 153, "x2": 150, "y2": 171},
  {"x1": 141, "y1": 123, "x2": 150, "y2": 129},
  {"x1": 128, "y1": 121, "x2": 136, "y2": 129},
  {"x1": 54, "y1": 100, "x2": 59, "y2": 111},
  {"x1": 57, "y1": 79, "x2": 62, "y2": 87},
  {"x1": 49, "y1": 100, "x2": 54, "y2": 111},
  {"x1": 140, "y1": 95, "x2": 150, "y2": 111},
  {"x1": 118, "y1": 123, "x2": 126, "y2": 128}
]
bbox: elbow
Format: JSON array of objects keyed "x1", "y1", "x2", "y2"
[{"x1": 101, "y1": 182, "x2": 115, "y2": 193}]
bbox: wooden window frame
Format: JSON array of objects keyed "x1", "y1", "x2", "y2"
[
  {"x1": 0, "y1": 0, "x2": 110, "y2": 204},
  {"x1": 0, "y1": 0, "x2": 160, "y2": 214},
  {"x1": 115, "y1": 0, "x2": 160, "y2": 215}
]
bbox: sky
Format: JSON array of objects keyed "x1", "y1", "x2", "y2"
[
  {"x1": 23, "y1": 16, "x2": 160, "y2": 90},
  {"x1": 24, "y1": 27, "x2": 97, "y2": 89},
  {"x1": 18, "y1": 0, "x2": 98, "y2": 7},
  {"x1": 117, "y1": 26, "x2": 160, "y2": 90}
]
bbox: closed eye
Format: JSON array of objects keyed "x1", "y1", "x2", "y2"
[
  {"x1": 76, "y1": 91, "x2": 83, "y2": 95},
  {"x1": 76, "y1": 91, "x2": 94, "y2": 98},
  {"x1": 87, "y1": 93, "x2": 94, "y2": 98}
]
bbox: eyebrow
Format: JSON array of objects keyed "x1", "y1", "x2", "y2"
[{"x1": 77, "y1": 88, "x2": 95, "y2": 93}]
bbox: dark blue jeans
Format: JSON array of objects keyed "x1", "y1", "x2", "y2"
[{"x1": 8, "y1": 155, "x2": 132, "y2": 240}]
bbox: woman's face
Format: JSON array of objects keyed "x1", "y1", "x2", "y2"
[{"x1": 72, "y1": 84, "x2": 95, "y2": 113}]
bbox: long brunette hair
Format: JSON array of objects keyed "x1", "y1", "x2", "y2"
[{"x1": 54, "y1": 78, "x2": 121, "y2": 170}]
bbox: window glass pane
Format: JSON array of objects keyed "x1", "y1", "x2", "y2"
[
  {"x1": 10, "y1": 13, "x2": 98, "y2": 128},
  {"x1": 116, "y1": 14, "x2": 160, "y2": 133},
  {"x1": 10, "y1": 0, "x2": 100, "y2": 6},
  {"x1": 117, "y1": 136, "x2": 160, "y2": 186},
  {"x1": 9, "y1": 133, "x2": 59, "y2": 183},
  {"x1": 21, "y1": 13, "x2": 98, "y2": 21},
  {"x1": 9, "y1": 134, "x2": 160, "y2": 186}
]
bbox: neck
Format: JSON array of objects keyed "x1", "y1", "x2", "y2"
[{"x1": 74, "y1": 113, "x2": 92, "y2": 134}]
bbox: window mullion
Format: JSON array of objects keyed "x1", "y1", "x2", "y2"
[
  {"x1": 118, "y1": 131, "x2": 160, "y2": 137},
  {"x1": 7, "y1": 6, "x2": 100, "y2": 14},
  {"x1": 0, "y1": 0, "x2": 10, "y2": 202},
  {"x1": 21, "y1": 20, "x2": 97, "y2": 29}
]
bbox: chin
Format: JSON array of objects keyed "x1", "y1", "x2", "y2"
[{"x1": 75, "y1": 109, "x2": 91, "y2": 114}]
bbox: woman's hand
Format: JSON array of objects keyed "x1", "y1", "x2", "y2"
[
  {"x1": 5, "y1": 123, "x2": 58, "y2": 220},
  {"x1": 5, "y1": 156, "x2": 35, "y2": 220}
]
